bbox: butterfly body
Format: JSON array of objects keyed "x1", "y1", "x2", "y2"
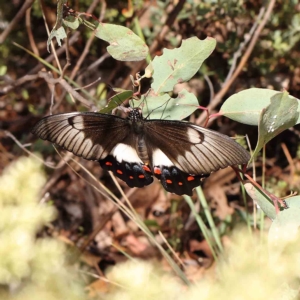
[{"x1": 32, "y1": 108, "x2": 250, "y2": 195}]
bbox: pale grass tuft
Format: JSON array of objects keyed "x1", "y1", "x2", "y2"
[
  {"x1": 102, "y1": 229, "x2": 300, "y2": 300},
  {"x1": 0, "y1": 156, "x2": 46, "y2": 205},
  {"x1": 0, "y1": 157, "x2": 85, "y2": 300},
  {"x1": 103, "y1": 260, "x2": 184, "y2": 300}
]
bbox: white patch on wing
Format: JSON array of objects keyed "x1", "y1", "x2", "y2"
[
  {"x1": 68, "y1": 131, "x2": 85, "y2": 151},
  {"x1": 56, "y1": 126, "x2": 72, "y2": 143},
  {"x1": 72, "y1": 116, "x2": 86, "y2": 130},
  {"x1": 186, "y1": 127, "x2": 202, "y2": 143},
  {"x1": 112, "y1": 143, "x2": 142, "y2": 163},
  {"x1": 80, "y1": 139, "x2": 94, "y2": 157},
  {"x1": 91, "y1": 144, "x2": 106, "y2": 159},
  {"x1": 152, "y1": 149, "x2": 173, "y2": 167},
  {"x1": 64, "y1": 130, "x2": 77, "y2": 148}
]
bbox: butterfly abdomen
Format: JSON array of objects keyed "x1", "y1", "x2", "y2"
[{"x1": 136, "y1": 136, "x2": 150, "y2": 164}]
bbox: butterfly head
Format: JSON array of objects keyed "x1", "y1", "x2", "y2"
[
  {"x1": 127, "y1": 108, "x2": 145, "y2": 133},
  {"x1": 128, "y1": 108, "x2": 143, "y2": 121}
]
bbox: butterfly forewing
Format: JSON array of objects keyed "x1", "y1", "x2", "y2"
[
  {"x1": 32, "y1": 112, "x2": 129, "y2": 161},
  {"x1": 143, "y1": 120, "x2": 250, "y2": 175},
  {"x1": 32, "y1": 111, "x2": 155, "y2": 189}
]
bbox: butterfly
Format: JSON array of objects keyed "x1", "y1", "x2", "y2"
[{"x1": 32, "y1": 108, "x2": 250, "y2": 196}]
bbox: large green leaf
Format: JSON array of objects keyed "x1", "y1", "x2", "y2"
[
  {"x1": 95, "y1": 23, "x2": 149, "y2": 61},
  {"x1": 220, "y1": 88, "x2": 300, "y2": 126},
  {"x1": 150, "y1": 37, "x2": 216, "y2": 94},
  {"x1": 132, "y1": 89, "x2": 199, "y2": 120},
  {"x1": 251, "y1": 91, "x2": 299, "y2": 160}
]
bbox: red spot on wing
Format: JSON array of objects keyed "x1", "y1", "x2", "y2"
[
  {"x1": 129, "y1": 176, "x2": 134, "y2": 179},
  {"x1": 178, "y1": 182, "x2": 183, "y2": 186},
  {"x1": 139, "y1": 175, "x2": 145, "y2": 179},
  {"x1": 143, "y1": 165, "x2": 151, "y2": 172},
  {"x1": 105, "y1": 161, "x2": 113, "y2": 166},
  {"x1": 117, "y1": 170, "x2": 123, "y2": 175},
  {"x1": 187, "y1": 176, "x2": 195, "y2": 181},
  {"x1": 154, "y1": 167, "x2": 161, "y2": 175},
  {"x1": 166, "y1": 179, "x2": 172, "y2": 184}
]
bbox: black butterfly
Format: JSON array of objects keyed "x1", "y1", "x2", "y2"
[{"x1": 32, "y1": 108, "x2": 250, "y2": 196}]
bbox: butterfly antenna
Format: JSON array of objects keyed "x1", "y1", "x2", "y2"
[
  {"x1": 160, "y1": 99, "x2": 170, "y2": 120},
  {"x1": 135, "y1": 88, "x2": 150, "y2": 109},
  {"x1": 144, "y1": 96, "x2": 172, "y2": 120}
]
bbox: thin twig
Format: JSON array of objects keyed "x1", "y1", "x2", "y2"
[
  {"x1": 196, "y1": 0, "x2": 276, "y2": 125},
  {"x1": 56, "y1": 0, "x2": 102, "y2": 105},
  {"x1": 4, "y1": 131, "x2": 59, "y2": 169},
  {"x1": 281, "y1": 142, "x2": 295, "y2": 178},
  {"x1": 0, "y1": 0, "x2": 35, "y2": 43},
  {"x1": 28, "y1": 33, "x2": 80, "y2": 75},
  {"x1": 204, "y1": 74, "x2": 214, "y2": 103},
  {"x1": 25, "y1": 6, "x2": 40, "y2": 56},
  {"x1": 39, "y1": 0, "x2": 63, "y2": 74},
  {"x1": 244, "y1": 173, "x2": 287, "y2": 213},
  {"x1": 224, "y1": 6, "x2": 265, "y2": 83},
  {"x1": 38, "y1": 71, "x2": 96, "y2": 109},
  {"x1": 158, "y1": 231, "x2": 185, "y2": 268}
]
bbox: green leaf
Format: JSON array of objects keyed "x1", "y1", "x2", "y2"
[
  {"x1": 220, "y1": 88, "x2": 300, "y2": 126},
  {"x1": 63, "y1": 16, "x2": 80, "y2": 29},
  {"x1": 47, "y1": 0, "x2": 68, "y2": 52},
  {"x1": 251, "y1": 91, "x2": 299, "y2": 160},
  {"x1": 132, "y1": 89, "x2": 199, "y2": 120},
  {"x1": 47, "y1": 26, "x2": 67, "y2": 52},
  {"x1": 244, "y1": 183, "x2": 276, "y2": 220},
  {"x1": 95, "y1": 23, "x2": 149, "y2": 61},
  {"x1": 99, "y1": 90, "x2": 133, "y2": 113},
  {"x1": 268, "y1": 196, "x2": 300, "y2": 258},
  {"x1": 150, "y1": 37, "x2": 216, "y2": 94}
]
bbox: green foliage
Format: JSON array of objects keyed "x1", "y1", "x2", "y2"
[
  {"x1": 132, "y1": 90, "x2": 199, "y2": 120},
  {"x1": 254, "y1": 92, "x2": 299, "y2": 158},
  {"x1": 221, "y1": 88, "x2": 300, "y2": 162},
  {"x1": 132, "y1": 37, "x2": 215, "y2": 120},
  {"x1": 94, "y1": 23, "x2": 149, "y2": 61},
  {"x1": 150, "y1": 37, "x2": 216, "y2": 93},
  {"x1": 221, "y1": 88, "x2": 300, "y2": 126},
  {"x1": 0, "y1": 157, "x2": 85, "y2": 300}
]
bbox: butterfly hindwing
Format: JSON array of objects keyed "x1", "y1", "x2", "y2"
[
  {"x1": 153, "y1": 163, "x2": 208, "y2": 196},
  {"x1": 100, "y1": 155, "x2": 153, "y2": 188},
  {"x1": 149, "y1": 148, "x2": 209, "y2": 195},
  {"x1": 99, "y1": 143, "x2": 153, "y2": 188}
]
